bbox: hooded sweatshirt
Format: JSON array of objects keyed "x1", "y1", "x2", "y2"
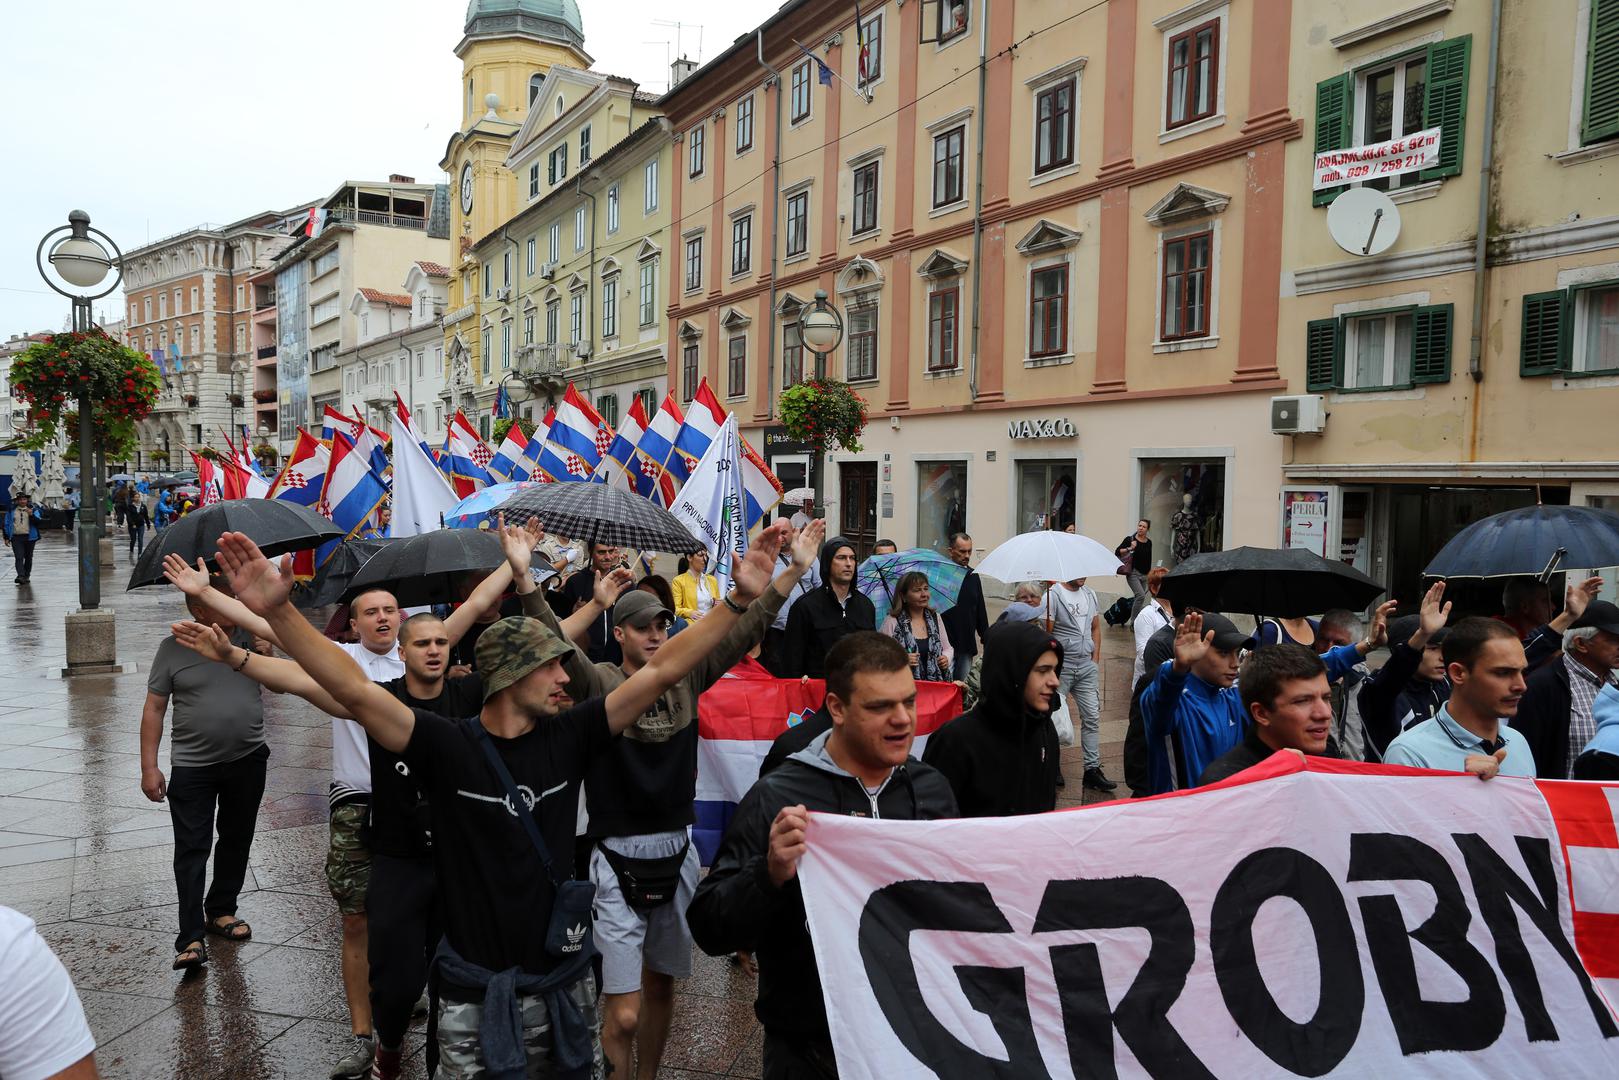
[
  {"x1": 1141, "y1": 643, "x2": 1367, "y2": 794},
  {"x1": 921, "y1": 621, "x2": 1064, "y2": 817},
  {"x1": 686, "y1": 730, "x2": 957, "y2": 1047},
  {"x1": 1573, "y1": 683, "x2": 1619, "y2": 780},
  {"x1": 1356, "y1": 641, "x2": 1451, "y2": 758},
  {"x1": 776, "y1": 537, "x2": 878, "y2": 678}
]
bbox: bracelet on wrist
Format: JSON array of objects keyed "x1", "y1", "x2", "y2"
[
  {"x1": 233, "y1": 648, "x2": 251, "y2": 671},
  {"x1": 722, "y1": 592, "x2": 747, "y2": 615}
]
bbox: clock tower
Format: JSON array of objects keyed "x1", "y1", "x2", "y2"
[{"x1": 440, "y1": 0, "x2": 590, "y2": 404}]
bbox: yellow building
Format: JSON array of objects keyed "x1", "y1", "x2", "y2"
[
  {"x1": 1278, "y1": 0, "x2": 1619, "y2": 607},
  {"x1": 439, "y1": 0, "x2": 592, "y2": 410},
  {"x1": 470, "y1": 65, "x2": 672, "y2": 436}
]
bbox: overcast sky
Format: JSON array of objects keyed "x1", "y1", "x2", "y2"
[{"x1": 1, "y1": 0, "x2": 757, "y2": 335}]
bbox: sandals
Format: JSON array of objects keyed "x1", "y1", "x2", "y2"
[
  {"x1": 205, "y1": 917, "x2": 252, "y2": 942},
  {"x1": 173, "y1": 941, "x2": 208, "y2": 970}
]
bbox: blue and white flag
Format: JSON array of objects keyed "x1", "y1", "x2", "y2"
[{"x1": 666, "y1": 414, "x2": 747, "y2": 594}]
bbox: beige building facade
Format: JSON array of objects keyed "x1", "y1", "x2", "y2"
[
  {"x1": 662, "y1": 0, "x2": 1300, "y2": 566},
  {"x1": 1279, "y1": 0, "x2": 1619, "y2": 607}
]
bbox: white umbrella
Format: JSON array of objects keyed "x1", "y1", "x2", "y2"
[
  {"x1": 781, "y1": 486, "x2": 816, "y2": 505},
  {"x1": 976, "y1": 531, "x2": 1121, "y2": 584}
]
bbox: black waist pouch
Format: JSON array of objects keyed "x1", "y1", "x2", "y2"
[{"x1": 599, "y1": 839, "x2": 690, "y2": 912}]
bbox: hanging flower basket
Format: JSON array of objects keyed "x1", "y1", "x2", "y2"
[
  {"x1": 253, "y1": 445, "x2": 278, "y2": 466},
  {"x1": 252, "y1": 388, "x2": 276, "y2": 404},
  {"x1": 777, "y1": 378, "x2": 869, "y2": 455},
  {"x1": 10, "y1": 329, "x2": 161, "y2": 460}
]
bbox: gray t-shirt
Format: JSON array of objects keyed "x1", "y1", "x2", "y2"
[{"x1": 147, "y1": 634, "x2": 267, "y2": 768}]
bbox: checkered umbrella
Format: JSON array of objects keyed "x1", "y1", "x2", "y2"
[
  {"x1": 126, "y1": 499, "x2": 345, "y2": 589},
  {"x1": 497, "y1": 484, "x2": 705, "y2": 555}
]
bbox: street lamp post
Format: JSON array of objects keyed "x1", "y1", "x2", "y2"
[
  {"x1": 794, "y1": 289, "x2": 844, "y2": 512},
  {"x1": 36, "y1": 210, "x2": 124, "y2": 674}
]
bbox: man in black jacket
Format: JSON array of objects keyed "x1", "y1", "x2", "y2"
[
  {"x1": 1514, "y1": 600, "x2": 1619, "y2": 779},
  {"x1": 777, "y1": 536, "x2": 876, "y2": 678},
  {"x1": 1357, "y1": 581, "x2": 1452, "y2": 758},
  {"x1": 941, "y1": 532, "x2": 989, "y2": 681},
  {"x1": 922, "y1": 621, "x2": 1063, "y2": 816},
  {"x1": 687, "y1": 632, "x2": 957, "y2": 1079},
  {"x1": 1198, "y1": 644, "x2": 1342, "y2": 785}
]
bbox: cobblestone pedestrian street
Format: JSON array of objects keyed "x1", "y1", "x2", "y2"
[{"x1": 0, "y1": 530, "x2": 1129, "y2": 1078}]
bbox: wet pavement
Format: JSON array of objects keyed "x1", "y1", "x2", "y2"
[{"x1": 0, "y1": 528, "x2": 1128, "y2": 1078}]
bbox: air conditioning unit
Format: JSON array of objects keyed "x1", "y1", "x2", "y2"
[
  {"x1": 539, "y1": 262, "x2": 557, "y2": 280},
  {"x1": 575, "y1": 343, "x2": 592, "y2": 359},
  {"x1": 495, "y1": 286, "x2": 512, "y2": 301},
  {"x1": 1270, "y1": 394, "x2": 1326, "y2": 435}
]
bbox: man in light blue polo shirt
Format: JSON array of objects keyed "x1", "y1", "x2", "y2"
[{"x1": 1386, "y1": 616, "x2": 1537, "y2": 777}]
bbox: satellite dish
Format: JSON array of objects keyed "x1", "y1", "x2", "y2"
[{"x1": 1327, "y1": 186, "x2": 1401, "y2": 257}]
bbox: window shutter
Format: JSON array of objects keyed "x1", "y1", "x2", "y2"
[
  {"x1": 1422, "y1": 36, "x2": 1472, "y2": 180},
  {"x1": 1312, "y1": 74, "x2": 1355, "y2": 207},
  {"x1": 1520, "y1": 290, "x2": 1570, "y2": 377},
  {"x1": 1306, "y1": 318, "x2": 1341, "y2": 391},
  {"x1": 1411, "y1": 304, "x2": 1454, "y2": 384},
  {"x1": 1585, "y1": 0, "x2": 1619, "y2": 144}
]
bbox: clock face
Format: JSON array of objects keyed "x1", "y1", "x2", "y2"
[{"x1": 460, "y1": 164, "x2": 474, "y2": 214}]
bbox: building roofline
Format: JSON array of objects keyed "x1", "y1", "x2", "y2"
[{"x1": 655, "y1": 0, "x2": 811, "y2": 108}]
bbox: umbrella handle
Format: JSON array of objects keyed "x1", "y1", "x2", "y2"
[{"x1": 1537, "y1": 548, "x2": 1566, "y2": 584}]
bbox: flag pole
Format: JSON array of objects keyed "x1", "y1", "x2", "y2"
[{"x1": 791, "y1": 38, "x2": 872, "y2": 104}]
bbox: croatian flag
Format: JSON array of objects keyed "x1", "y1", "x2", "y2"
[
  {"x1": 239, "y1": 426, "x2": 268, "y2": 480},
  {"x1": 321, "y1": 431, "x2": 389, "y2": 544},
  {"x1": 633, "y1": 394, "x2": 685, "y2": 504},
  {"x1": 516, "y1": 407, "x2": 554, "y2": 482},
  {"x1": 393, "y1": 393, "x2": 435, "y2": 463},
  {"x1": 692, "y1": 661, "x2": 962, "y2": 864},
  {"x1": 390, "y1": 395, "x2": 458, "y2": 538},
  {"x1": 739, "y1": 435, "x2": 784, "y2": 527},
  {"x1": 189, "y1": 450, "x2": 222, "y2": 507},
  {"x1": 488, "y1": 422, "x2": 532, "y2": 483},
  {"x1": 267, "y1": 430, "x2": 330, "y2": 509},
  {"x1": 670, "y1": 378, "x2": 726, "y2": 485},
  {"x1": 593, "y1": 395, "x2": 650, "y2": 491},
  {"x1": 535, "y1": 384, "x2": 609, "y2": 482},
  {"x1": 440, "y1": 410, "x2": 494, "y2": 496}
]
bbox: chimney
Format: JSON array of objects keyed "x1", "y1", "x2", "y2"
[
  {"x1": 670, "y1": 57, "x2": 697, "y2": 88},
  {"x1": 388, "y1": 174, "x2": 415, "y2": 184}
]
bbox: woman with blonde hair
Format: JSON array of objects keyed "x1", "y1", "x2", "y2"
[{"x1": 878, "y1": 571, "x2": 954, "y2": 682}]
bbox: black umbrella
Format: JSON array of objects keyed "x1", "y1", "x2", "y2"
[
  {"x1": 1424, "y1": 505, "x2": 1619, "y2": 580},
  {"x1": 1159, "y1": 546, "x2": 1385, "y2": 619},
  {"x1": 343, "y1": 528, "x2": 506, "y2": 607},
  {"x1": 495, "y1": 484, "x2": 704, "y2": 555},
  {"x1": 126, "y1": 500, "x2": 345, "y2": 589},
  {"x1": 293, "y1": 536, "x2": 396, "y2": 609}
]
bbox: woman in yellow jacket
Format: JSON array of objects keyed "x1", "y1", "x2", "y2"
[{"x1": 670, "y1": 547, "x2": 721, "y2": 621}]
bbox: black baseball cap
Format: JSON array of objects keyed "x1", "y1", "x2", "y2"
[
  {"x1": 1573, "y1": 600, "x2": 1619, "y2": 635},
  {"x1": 1199, "y1": 613, "x2": 1257, "y2": 653}
]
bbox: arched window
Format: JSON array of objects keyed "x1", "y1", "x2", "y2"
[
  {"x1": 555, "y1": 95, "x2": 564, "y2": 118},
  {"x1": 529, "y1": 73, "x2": 543, "y2": 106}
]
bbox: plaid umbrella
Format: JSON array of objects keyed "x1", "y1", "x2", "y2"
[
  {"x1": 857, "y1": 548, "x2": 969, "y2": 614},
  {"x1": 127, "y1": 499, "x2": 344, "y2": 589},
  {"x1": 342, "y1": 529, "x2": 507, "y2": 607},
  {"x1": 497, "y1": 484, "x2": 704, "y2": 555}
]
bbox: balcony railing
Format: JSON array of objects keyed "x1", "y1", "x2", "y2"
[
  {"x1": 517, "y1": 343, "x2": 565, "y2": 382},
  {"x1": 326, "y1": 208, "x2": 426, "y2": 231},
  {"x1": 256, "y1": 344, "x2": 276, "y2": 359},
  {"x1": 254, "y1": 293, "x2": 276, "y2": 310}
]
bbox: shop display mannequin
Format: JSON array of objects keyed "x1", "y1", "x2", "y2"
[{"x1": 1170, "y1": 493, "x2": 1201, "y2": 563}]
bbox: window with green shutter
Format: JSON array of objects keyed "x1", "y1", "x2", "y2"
[
  {"x1": 1313, "y1": 73, "x2": 1354, "y2": 208},
  {"x1": 1306, "y1": 305, "x2": 1452, "y2": 391},
  {"x1": 1585, "y1": 0, "x2": 1619, "y2": 145},
  {"x1": 1421, "y1": 36, "x2": 1471, "y2": 180},
  {"x1": 1520, "y1": 290, "x2": 1569, "y2": 377},
  {"x1": 1522, "y1": 283, "x2": 1619, "y2": 376}
]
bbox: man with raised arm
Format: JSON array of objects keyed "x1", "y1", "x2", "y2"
[
  {"x1": 162, "y1": 551, "x2": 520, "y2": 1080},
  {"x1": 213, "y1": 521, "x2": 789, "y2": 1080}
]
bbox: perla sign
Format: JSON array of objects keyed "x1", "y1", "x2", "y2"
[{"x1": 1007, "y1": 417, "x2": 1077, "y2": 440}]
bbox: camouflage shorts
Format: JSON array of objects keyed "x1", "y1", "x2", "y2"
[
  {"x1": 436, "y1": 973, "x2": 604, "y2": 1078},
  {"x1": 325, "y1": 802, "x2": 372, "y2": 915}
]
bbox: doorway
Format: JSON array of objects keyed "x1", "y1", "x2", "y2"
[
  {"x1": 771, "y1": 454, "x2": 808, "y2": 523},
  {"x1": 839, "y1": 462, "x2": 878, "y2": 560}
]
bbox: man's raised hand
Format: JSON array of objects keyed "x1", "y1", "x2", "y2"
[
  {"x1": 1363, "y1": 599, "x2": 1398, "y2": 652},
  {"x1": 1171, "y1": 612, "x2": 1213, "y2": 674},
  {"x1": 162, "y1": 554, "x2": 211, "y2": 596},
  {"x1": 1419, "y1": 580, "x2": 1452, "y2": 638},
  {"x1": 789, "y1": 518, "x2": 826, "y2": 570},
  {"x1": 171, "y1": 620, "x2": 234, "y2": 664},
  {"x1": 593, "y1": 567, "x2": 633, "y2": 608},
  {"x1": 732, "y1": 520, "x2": 790, "y2": 601},
  {"x1": 1567, "y1": 576, "x2": 1604, "y2": 622},
  {"x1": 214, "y1": 532, "x2": 294, "y2": 615},
  {"x1": 496, "y1": 514, "x2": 535, "y2": 573}
]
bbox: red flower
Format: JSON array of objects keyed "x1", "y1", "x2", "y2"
[{"x1": 59, "y1": 350, "x2": 69, "y2": 358}]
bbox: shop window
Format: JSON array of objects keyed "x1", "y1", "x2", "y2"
[
  {"x1": 917, "y1": 461, "x2": 968, "y2": 554},
  {"x1": 1139, "y1": 458, "x2": 1225, "y2": 567},
  {"x1": 1314, "y1": 36, "x2": 1470, "y2": 206},
  {"x1": 1017, "y1": 461, "x2": 1076, "y2": 533},
  {"x1": 1521, "y1": 282, "x2": 1619, "y2": 377},
  {"x1": 1307, "y1": 305, "x2": 1453, "y2": 390}
]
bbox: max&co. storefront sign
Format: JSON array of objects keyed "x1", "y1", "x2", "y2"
[{"x1": 1007, "y1": 417, "x2": 1077, "y2": 439}]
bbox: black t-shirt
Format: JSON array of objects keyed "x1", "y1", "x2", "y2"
[
  {"x1": 560, "y1": 570, "x2": 624, "y2": 664},
  {"x1": 403, "y1": 696, "x2": 613, "y2": 974},
  {"x1": 373, "y1": 674, "x2": 484, "y2": 857},
  {"x1": 1119, "y1": 534, "x2": 1153, "y2": 574}
]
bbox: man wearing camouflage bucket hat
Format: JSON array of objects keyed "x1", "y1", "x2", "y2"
[{"x1": 213, "y1": 517, "x2": 793, "y2": 1080}]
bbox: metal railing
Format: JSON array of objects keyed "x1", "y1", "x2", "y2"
[
  {"x1": 326, "y1": 208, "x2": 427, "y2": 231},
  {"x1": 517, "y1": 344, "x2": 565, "y2": 381},
  {"x1": 256, "y1": 344, "x2": 277, "y2": 359}
]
